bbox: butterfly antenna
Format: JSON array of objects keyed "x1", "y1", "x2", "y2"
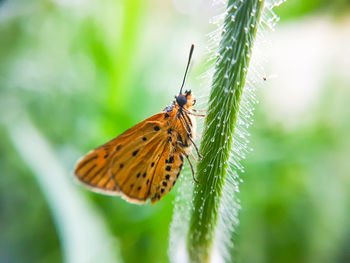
[{"x1": 179, "y1": 44, "x2": 194, "y2": 94}]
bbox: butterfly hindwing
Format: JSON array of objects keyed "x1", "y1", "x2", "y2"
[
  {"x1": 150, "y1": 147, "x2": 184, "y2": 203},
  {"x1": 149, "y1": 110, "x2": 191, "y2": 203}
]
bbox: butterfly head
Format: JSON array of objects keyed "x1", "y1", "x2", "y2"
[{"x1": 176, "y1": 90, "x2": 196, "y2": 109}]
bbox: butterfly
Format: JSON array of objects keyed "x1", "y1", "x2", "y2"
[{"x1": 74, "y1": 44, "x2": 204, "y2": 204}]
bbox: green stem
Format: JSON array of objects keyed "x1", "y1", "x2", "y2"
[{"x1": 187, "y1": 1, "x2": 264, "y2": 262}]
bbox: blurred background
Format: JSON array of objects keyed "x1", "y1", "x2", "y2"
[{"x1": 0, "y1": 0, "x2": 350, "y2": 263}]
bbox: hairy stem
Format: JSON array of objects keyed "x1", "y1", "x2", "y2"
[{"x1": 187, "y1": 1, "x2": 264, "y2": 262}]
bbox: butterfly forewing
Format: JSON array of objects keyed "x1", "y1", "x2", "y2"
[{"x1": 75, "y1": 113, "x2": 169, "y2": 202}]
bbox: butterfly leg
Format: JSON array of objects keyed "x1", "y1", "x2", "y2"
[
  {"x1": 178, "y1": 111, "x2": 202, "y2": 160},
  {"x1": 184, "y1": 108, "x2": 206, "y2": 117},
  {"x1": 175, "y1": 141, "x2": 198, "y2": 183},
  {"x1": 189, "y1": 151, "x2": 198, "y2": 163},
  {"x1": 193, "y1": 108, "x2": 206, "y2": 112},
  {"x1": 188, "y1": 135, "x2": 203, "y2": 160},
  {"x1": 184, "y1": 153, "x2": 199, "y2": 183},
  {"x1": 189, "y1": 113, "x2": 205, "y2": 117}
]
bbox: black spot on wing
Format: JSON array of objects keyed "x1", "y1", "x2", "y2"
[
  {"x1": 116, "y1": 145, "x2": 122, "y2": 151},
  {"x1": 132, "y1": 150, "x2": 139, "y2": 156}
]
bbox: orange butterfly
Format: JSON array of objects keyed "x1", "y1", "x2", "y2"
[{"x1": 74, "y1": 45, "x2": 203, "y2": 204}]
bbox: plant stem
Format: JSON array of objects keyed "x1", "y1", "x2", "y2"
[{"x1": 187, "y1": 1, "x2": 264, "y2": 262}]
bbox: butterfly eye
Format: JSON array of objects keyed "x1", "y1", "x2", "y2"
[{"x1": 176, "y1": 95, "x2": 187, "y2": 107}]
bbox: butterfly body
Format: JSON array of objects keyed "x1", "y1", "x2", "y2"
[{"x1": 74, "y1": 91, "x2": 197, "y2": 204}]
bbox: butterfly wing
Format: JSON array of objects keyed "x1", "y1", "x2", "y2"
[
  {"x1": 75, "y1": 106, "x2": 195, "y2": 204},
  {"x1": 148, "y1": 108, "x2": 193, "y2": 204},
  {"x1": 74, "y1": 113, "x2": 170, "y2": 204},
  {"x1": 149, "y1": 147, "x2": 184, "y2": 204}
]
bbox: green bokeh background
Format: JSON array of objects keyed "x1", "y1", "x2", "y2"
[{"x1": 1, "y1": 0, "x2": 349, "y2": 263}]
